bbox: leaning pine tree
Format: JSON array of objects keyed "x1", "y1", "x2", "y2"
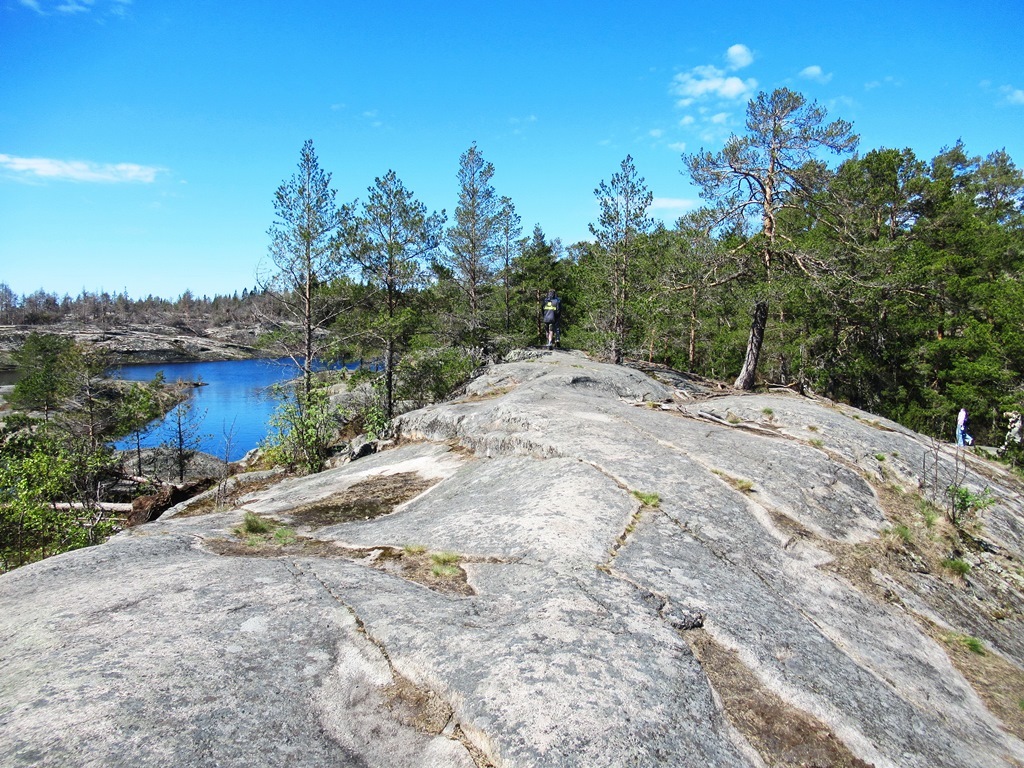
[{"x1": 683, "y1": 88, "x2": 858, "y2": 390}]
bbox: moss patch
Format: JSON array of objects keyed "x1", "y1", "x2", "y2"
[
  {"x1": 687, "y1": 630, "x2": 873, "y2": 768},
  {"x1": 204, "y1": 518, "x2": 477, "y2": 596},
  {"x1": 381, "y1": 672, "x2": 454, "y2": 734},
  {"x1": 288, "y1": 472, "x2": 439, "y2": 528}
]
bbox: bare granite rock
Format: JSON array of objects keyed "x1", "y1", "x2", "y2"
[{"x1": 3, "y1": 350, "x2": 1024, "y2": 767}]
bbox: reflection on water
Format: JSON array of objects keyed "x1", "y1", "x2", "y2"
[{"x1": 112, "y1": 358, "x2": 330, "y2": 462}]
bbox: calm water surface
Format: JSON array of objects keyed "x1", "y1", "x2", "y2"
[{"x1": 113, "y1": 358, "x2": 315, "y2": 461}]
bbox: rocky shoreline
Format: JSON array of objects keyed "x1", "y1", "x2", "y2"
[{"x1": 0, "y1": 321, "x2": 263, "y2": 371}]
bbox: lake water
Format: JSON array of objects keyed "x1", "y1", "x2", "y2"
[{"x1": 112, "y1": 358, "x2": 323, "y2": 462}]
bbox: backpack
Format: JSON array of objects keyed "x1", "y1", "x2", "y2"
[{"x1": 543, "y1": 298, "x2": 559, "y2": 323}]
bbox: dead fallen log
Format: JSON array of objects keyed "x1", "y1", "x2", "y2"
[{"x1": 51, "y1": 502, "x2": 134, "y2": 513}]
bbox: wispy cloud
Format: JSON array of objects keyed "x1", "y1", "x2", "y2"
[
  {"x1": 671, "y1": 44, "x2": 757, "y2": 107},
  {"x1": 15, "y1": 0, "x2": 130, "y2": 14},
  {"x1": 0, "y1": 154, "x2": 164, "y2": 183},
  {"x1": 864, "y1": 76, "x2": 902, "y2": 90},
  {"x1": 799, "y1": 65, "x2": 833, "y2": 84},
  {"x1": 55, "y1": 0, "x2": 95, "y2": 14},
  {"x1": 1000, "y1": 85, "x2": 1024, "y2": 105}
]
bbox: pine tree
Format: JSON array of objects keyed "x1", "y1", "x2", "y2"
[
  {"x1": 684, "y1": 88, "x2": 858, "y2": 389},
  {"x1": 589, "y1": 155, "x2": 653, "y2": 364}
]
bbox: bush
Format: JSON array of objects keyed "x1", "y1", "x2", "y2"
[
  {"x1": 261, "y1": 384, "x2": 343, "y2": 474},
  {"x1": 394, "y1": 347, "x2": 477, "y2": 408}
]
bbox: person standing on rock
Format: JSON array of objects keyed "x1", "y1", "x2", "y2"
[
  {"x1": 956, "y1": 407, "x2": 973, "y2": 447},
  {"x1": 542, "y1": 289, "x2": 561, "y2": 350}
]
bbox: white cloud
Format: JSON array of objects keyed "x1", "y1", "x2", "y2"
[
  {"x1": 1000, "y1": 85, "x2": 1024, "y2": 105},
  {"x1": 710, "y1": 112, "x2": 729, "y2": 124},
  {"x1": 18, "y1": 0, "x2": 43, "y2": 12},
  {"x1": 649, "y1": 128, "x2": 664, "y2": 138},
  {"x1": 671, "y1": 44, "x2": 757, "y2": 107},
  {"x1": 678, "y1": 115, "x2": 695, "y2": 126},
  {"x1": 800, "y1": 65, "x2": 833, "y2": 84},
  {"x1": 672, "y1": 65, "x2": 757, "y2": 106},
  {"x1": 0, "y1": 154, "x2": 164, "y2": 183},
  {"x1": 668, "y1": 142, "x2": 687, "y2": 152},
  {"x1": 726, "y1": 44, "x2": 753, "y2": 70}
]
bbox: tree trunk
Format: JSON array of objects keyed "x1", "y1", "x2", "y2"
[
  {"x1": 734, "y1": 300, "x2": 769, "y2": 390},
  {"x1": 688, "y1": 287, "x2": 698, "y2": 368},
  {"x1": 384, "y1": 338, "x2": 395, "y2": 420}
]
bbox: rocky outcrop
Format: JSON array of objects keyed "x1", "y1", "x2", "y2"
[
  {"x1": 0, "y1": 322, "x2": 261, "y2": 368},
  {"x1": 3, "y1": 350, "x2": 1024, "y2": 767}
]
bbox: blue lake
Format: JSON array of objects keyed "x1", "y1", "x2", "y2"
[{"x1": 112, "y1": 358, "x2": 326, "y2": 462}]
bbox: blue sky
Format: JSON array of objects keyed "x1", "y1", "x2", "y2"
[{"x1": 2, "y1": 0, "x2": 1022, "y2": 300}]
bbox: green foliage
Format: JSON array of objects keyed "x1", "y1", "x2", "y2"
[
  {"x1": 631, "y1": 490, "x2": 661, "y2": 507},
  {"x1": 429, "y1": 551, "x2": 461, "y2": 578},
  {"x1": 889, "y1": 524, "x2": 913, "y2": 543},
  {"x1": 239, "y1": 511, "x2": 272, "y2": 535},
  {"x1": 440, "y1": 143, "x2": 502, "y2": 349},
  {"x1": 8, "y1": 333, "x2": 77, "y2": 418},
  {"x1": 261, "y1": 383, "x2": 341, "y2": 474},
  {"x1": 0, "y1": 419, "x2": 118, "y2": 572},
  {"x1": 430, "y1": 551, "x2": 460, "y2": 566},
  {"x1": 394, "y1": 346, "x2": 476, "y2": 407},
  {"x1": 946, "y1": 484, "x2": 995, "y2": 529},
  {"x1": 161, "y1": 395, "x2": 208, "y2": 483},
  {"x1": 588, "y1": 155, "x2": 654, "y2": 364},
  {"x1": 360, "y1": 401, "x2": 390, "y2": 440},
  {"x1": 273, "y1": 527, "x2": 297, "y2": 545},
  {"x1": 919, "y1": 499, "x2": 940, "y2": 528},
  {"x1": 339, "y1": 169, "x2": 445, "y2": 418},
  {"x1": 942, "y1": 557, "x2": 972, "y2": 576},
  {"x1": 961, "y1": 635, "x2": 986, "y2": 655}
]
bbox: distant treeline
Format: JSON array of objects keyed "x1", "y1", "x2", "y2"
[
  {"x1": 5, "y1": 88, "x2": 1024, "y2": 447},
  {"x1": 0, "y1": 284, "x2": 270, "y2": 328}
]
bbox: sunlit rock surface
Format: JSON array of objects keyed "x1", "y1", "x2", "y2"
[{"x1": 4, "y1": 350, "x2": 1024, "y2": 767}]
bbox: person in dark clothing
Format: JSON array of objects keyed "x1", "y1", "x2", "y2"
[{"x1": 542, "y1": 290, "x2": 561, "y2": 350}]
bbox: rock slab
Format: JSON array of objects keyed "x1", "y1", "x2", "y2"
[{"x1": 3, "y1": 350, "x2": 1024, "y2": 767}]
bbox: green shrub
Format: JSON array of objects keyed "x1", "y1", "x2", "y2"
[
  {"x1": 240, "y1": 512, "x2": 271, "y2": 535},
  {"x1": 946, "y1": 484, "x2": 995, "y2": 529},
  {"x1": 273, "y1": 527, "x2": 297, "y2": 545},
  {"x1": 942, "y1": 558, "x2": 971, "y2": 576},
  {"x1": 631, "y1": 490, "x2": 661, "y2": 507},
  {"x1": 261, "y1": 384, "x2": 342, "y2": 475},
  {"x1": 430, "y1": 551, "x2": 460, "y2": 566},
  {"x1": 962, "y1": 636, "x2": 985, "y2": 655},
  {"x1": 431, "y1": 564, "x2": 460, "y2": 578}
]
